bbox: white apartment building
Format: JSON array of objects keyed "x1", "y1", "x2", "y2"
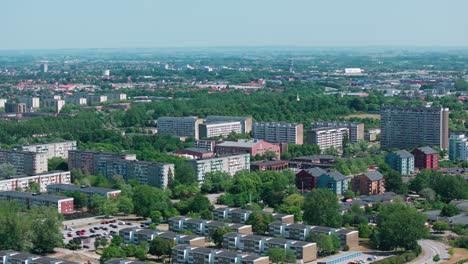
[
  {"x1": 199, "y1": 121, "x2": 242, "y2": 139},
  {"x1": 187, "y1": 154, "x2": 250, "y2": 184},
  {"x1": 0, "y1": 171, "x2": 71, "y2": 192},
  {"x1": 21, "y1": 141, "x2": 77, "y2": 159},
  {"x1": 306, "y1": 127, "x2": 349, "y2": 154}
]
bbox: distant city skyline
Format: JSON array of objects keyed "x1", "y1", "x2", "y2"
[{"x1": 1, "y1": 0, "x2": 468, "y2": 50}]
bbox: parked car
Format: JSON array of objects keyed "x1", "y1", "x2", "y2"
[
  {"x1": 126, "y1": 222, "x2": 132, "y2": 226},
  {"x1": 83, "y1": 245, "x2": 90, "y2": 249},
  {"x1": 67, "y1": 233, "x2": 73, "y2": 237}
]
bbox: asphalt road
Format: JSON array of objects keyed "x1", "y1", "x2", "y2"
[{"x1": 409, "y1": 239, "x2": 450, "y2": 264}]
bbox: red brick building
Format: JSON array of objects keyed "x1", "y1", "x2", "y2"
[
  {"x1": 215, "y1": 139, "x2": 281, "y2": 159},
  {"x1": 352, "y1": 171, "x2": 385, "y2": 195},
  {"x1": 411, "y1": 146, "x2": 439, "y2": 170},
  {"x1": 295, "y1": 167, "x2": 327, "y2": 191}
]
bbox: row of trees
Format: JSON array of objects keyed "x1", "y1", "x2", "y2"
[{"x1": 0, "y1": 201, "x2": 63, "y2": 254}]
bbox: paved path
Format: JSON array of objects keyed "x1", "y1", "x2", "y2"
[{"x1": 409, "y1": 240, "x2": 449, "y2": 264}]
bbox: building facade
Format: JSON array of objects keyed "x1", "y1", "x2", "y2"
[
  {"x1": 0, "y1": 171, "x2": 71, "y2": 192},
  {"x1": 295, "y1": 167, "x2": 327, "y2": 191},
  {"x1": 4, "y1": 102, "x2": 27, "y2": 113},
  {"x1": 380, "y1": 106, "x2": 449, "y2": 150},
  {"x1": 157, "y1": 117, "x2": 204, "y2": 139},
  {"x1": 0, "y1": 150, "x2": 48, "y2": 175},
  {"x1": 351, "y1": 171, "x2": 385, "y2": 195},
  {"x1": 311, "y1": 121, "x2": 364, "y2": 143},
  {"x1": 187, "y1": 154, "x2": 250, "y2": 184},
  {"x1": 199, "y1": 121, "x2": 242, "y2": 139},
  {"x1": 306, "y1": 127, "x2": 349, "y2": 154},
  {"x1": 385, "y1": 150, "x2": 415, "y2": 176},
  {"x1": 0, "y1": 250, "x2": 79, "y2": 264},
  {"x1": 411, "y1": 146, "x2": 439, "y2": 170},
  {"x1": 21, "y1": 141, "x2": 77, "y2": 159},
  {"x1": 252, "y1": 122, "x2": 304, "y2": 145},
  {"x1": 215, "y1": 139, "x2": 281, "y2": 159},
  {"x1": 19, "y1": 97, "x2": 40, "y2": 110},
  {"x1": 0, "y1": 191, "x2": 74, "y2": 214},
  {"x1": 317, "y1": 171, "x2": 349, "y2": 196},
  {"x1": 172, "y1": 245, "x2": 269, "y2": 264},
  {"x1": 205, "y1": 116, "x2": 253, "y2": 134},
  {"x1": 68, "y1": 150, "x2": 173, "y2": 188},
  {"x1": 250, "y1": 160, "x2": 289, "y2": 171},
  {"x1": 449, "y1": 134, "x2": 468, "y2": 161},
  {"x1": 47, "y1": 184, "x2": 121, "y2": 198}
]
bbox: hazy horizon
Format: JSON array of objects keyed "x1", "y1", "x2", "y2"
[{"x1": 2, "y1": 0, "x2": 468, "y2": 50}]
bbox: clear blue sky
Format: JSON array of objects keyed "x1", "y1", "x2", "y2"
[{"x1": 1, "y1": 0, "x2": 467, "y2": 49}]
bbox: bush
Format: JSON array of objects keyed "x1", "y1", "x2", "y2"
[{"x1": 372, "y1": 250, "x2": 419, "y2": 264}]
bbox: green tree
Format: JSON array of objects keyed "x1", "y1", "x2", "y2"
[
  {"x1": 134, "y1": 246, "x2": 147, "y2": 261},
  {"x1": 110, "y1": 235, "x2": 123, "y2": 246},
  {"x1": 133, "y1": 185, "x2": 173, "y2": 218},
  {"x1": 440, "y1": 204, "x2": 460, "y2": 217},
  {"x1": 211, "y1": 227, "x2": 232, "y2": 248},
  {"x1": 303, "y1": 189, "x2": 342, "y2": 227},
  {"x1": 149, "y1": 238, "x2": 174, "y2": 259},
  {"x1": 100, "y1": 246, "x2": 126, "y2": 264},
  {"x1": 432, "y1": 221, "x2": 449, "y2": 233},
  {"x1": 307, "y1": 233, "x2": 340, "y2": 256},
  {"x1": 150, "y1": 211, "x2": 163, "y2": 225},
  {"x1": 375, "y1": 203, "x2": 427, "y2": 250},
  {"x1": 0, "y1": 163, "x2": 16, "y2": 179},
  {"x1": 30, "y1": 209, "x2": 63, "y2": 254},
  {"x1": 117, "y1": 195, "x2": 134, "y2": 215},
  {"x1": 48, "y1": 157, "x2": 68, "y2": 171},
  {"x1": 267, "y1": 248, "x2": 296, "y2": 263},
  {"x1": 384, "y1": 170, "x2": 406, "y2": 194},
  {"x1": 245, "y1": 212, "x2": 276, "y2": 235},
  {"x1": 419, "y1": 188, "x2": 436, "y2": 203},
  {"x1": 27, "y1": 182, "x2": 41, "y2": 193}
]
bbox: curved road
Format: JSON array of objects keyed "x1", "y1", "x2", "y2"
[{"x1": 409, "y1": 239, "x2": 449, "y2": 264}]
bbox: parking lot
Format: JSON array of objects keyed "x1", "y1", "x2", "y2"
[{"x1": 62, "y1": 218, "x2": 144, "y2": 250}]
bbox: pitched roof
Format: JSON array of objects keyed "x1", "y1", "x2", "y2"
[
  {"x1": 364, "y1": 171, "x2": 383, "y2": 181},
  {"x1": 326, "y1": 171, "x2": 347, "y2": 182},
  {"x1": 394, "y1": 150, "x2": 414, "y2": 158},
  {"x1": 416, "y1": 146, "x2": 438, "y2": 155},
  {"x1": 303, "y1": 167, "x2": 327, "y2": 177}
]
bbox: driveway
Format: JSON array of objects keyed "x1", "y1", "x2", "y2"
[{"x1": 409, "y1": 240, "x2": 450, "y2": 264}]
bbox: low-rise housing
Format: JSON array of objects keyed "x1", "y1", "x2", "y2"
[
  {"x1": 47, "y1": 184, "x2": 121, "y2": 198},
  {"x1": 385, "y1": 150, "x2": 415, "y2": 176},
  {"x1": 351, "y1": 171, "x2": 385, "y2": 195},
  {"x1": 0, "y1": 191, "x2": 74, "y2": 214}
]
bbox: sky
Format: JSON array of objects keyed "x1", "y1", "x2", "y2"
[{"x1": 1, "y1": 0, "x2": 468, "y2": 50}]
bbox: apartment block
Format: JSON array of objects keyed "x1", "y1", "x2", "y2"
[
  {"x1": 119, "y1": 228, "x2": 205, "y2": 246},
  {"x1": 351, "y1": 171, "x2": 385, "y2": 195},
  {"x1": 411, "y1": 146, "x2": 439, "y2": 170},
  {"x1": 105, "y1": 93, "x2": 127, "y2": 101},
  {"x1": 365, "y1": 128, "x2": 381, "y2": 142},
  {"x1": 47, "y1": 184, "x2": 121, "y2": 198},
  {"x1": 213, "y1": 207, "x2": 294, "y2": 224},
  {"x1": 295, "y1": 167, "x2": 328, "y2": 191},
  {"x1": 380, "y1": 106, "x2": 449, "y2": 150},
  {"x1": 215, "y1": 139, "x2": 281, "y2": 159},
  {"x1": 21, "y1": 141, "x2": 77, "y2": 159},
  {"x1": 87, "y1": 95, "x2": 108, "y2": 105},
  {"x1": 187, "y1": 154, "x2": 250, "y2": 184},
  {"x1": 317, "y1": 171, "x2": 349, "y2": 196},
  {"x1": 174, "y1": 148, "x2": 214, "y2": 159},
  {"x1": 0, "y1": 191, "x2": 74, "y2": 214},
  {"x1": 0, "y1": 170, "x2": 71, "y2": 192},
  {"x1": 42, "y1": 99, "x2": 66, "y2": 113},
  {"x1": 172, "y1": 245, "x2": 269, "y2": 264},
  {"x1": 385, "y1": 150, "x2": 415, "y2": 176},
  {"x1": 0, "y1": 150, "x2": 48, "y2": 175},
  {"x1": 168, "y1": 217, "x2": 252, "y2": 236},
  {"x1": 69, "y1": 150, "x2": 173, "y2": 188},
  {"x1": 0, "y1": 99, "x2": 6, "y2": 108},
  {"x1": 0, "y1": 250, "x2": 79, "y2": 264},
  {"x1": 157, "y1": 117, "x2": 204, "y2": 139},
  {"x1": 252, "y1": 122, "x2": 303, "y2": 145},
  {"x1": 306, "y1": 127, "x2": 349, "y2": 154},
  {"x1": 268, "y1": 222, "x2": 359, "y2": 250},
  {"x1": 4, "y1": 102, "x2": 27, "y2": 113},
  {"x1": 19, "y1": 97, "x2": 40, "y2": 110},
  {"x1": 312, "y1": 121, "x2": 364, "y2": 143},
  {"x1": 205, "y1": 116, "x2": 253, "y2": 134},
  {"x1": 199, "y1": 121, "x2": 242, "y2": 139},
  {"x1": 222, "y1": 233, "x2": 317, "y2": 262},
  {"x1": 449, "y1": 134, "x2": 468, "y2": 161},
  {"x1": 194, "y1": 140, "x2": 218, "y2": 152},
  {"x1": 65, "y1": 96, "x2": 87, "y2": 105}
]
